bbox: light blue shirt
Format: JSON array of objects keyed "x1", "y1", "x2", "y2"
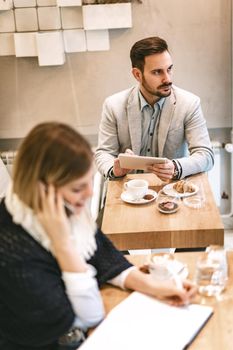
[{"x1": 139, "y1": 91, "x2": 165, "y2": 157}]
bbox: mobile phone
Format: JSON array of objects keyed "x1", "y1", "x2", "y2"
[{"x1": 64, "y1": 200, "x2": 75, "y2": 215}]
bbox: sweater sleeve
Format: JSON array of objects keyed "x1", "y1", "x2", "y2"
[
  {"x1": 62, "y1": 265, "x2": 105, "y2": 330},
  {"x1": 87, "y1": 229, "x2": 133, "y2": 287}
]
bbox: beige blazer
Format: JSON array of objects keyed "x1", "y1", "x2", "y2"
[{"x1": 95, "y1": 85, "x2": 214, "y2": 178}]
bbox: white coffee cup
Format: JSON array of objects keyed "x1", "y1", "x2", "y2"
[
  {"x1": 123, "y1": 179, "x2": 148, "y2": 200},
  {"x1": 148, "y1": 253, "x2": 174, "y2": 281}
]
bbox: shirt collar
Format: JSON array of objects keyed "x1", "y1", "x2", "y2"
[{"x1": 139, "y1": 90, "x2": 165, "y2": 112}]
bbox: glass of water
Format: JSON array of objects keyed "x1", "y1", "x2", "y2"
[
  {"x1": 183, "y1": 180, "x2": 206, "y2": 209},
  {"x1": 195, "y1": 246, "x2": 228, "y2": 297}
]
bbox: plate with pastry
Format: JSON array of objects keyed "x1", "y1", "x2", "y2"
[{"x1": 162, "y1": 180, "x2": 198, "y2": 198}]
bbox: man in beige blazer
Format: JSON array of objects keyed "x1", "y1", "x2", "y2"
[{"x1": 95, "y1": 37, "x2": 214, "y2": 181}]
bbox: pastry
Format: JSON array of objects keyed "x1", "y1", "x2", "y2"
[
  {"x1": 183, "y1": 182, "x2": 196, "y2": 193},
  {"x1": 173, "y1": 180, "x2": 195, "y2": 194},
  {"x1": 173, "y1": 180, "x2": 186, "y2": 193}
]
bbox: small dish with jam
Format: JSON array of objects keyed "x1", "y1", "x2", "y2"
[{"x1": 156, "y1": 191, "x2": 181, "y2": 214}]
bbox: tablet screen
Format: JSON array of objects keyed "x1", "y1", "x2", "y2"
[{"x1": 118, "y1": 154, "x2": 167, "y2": 170}]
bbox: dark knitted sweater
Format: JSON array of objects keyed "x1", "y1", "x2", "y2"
[{"x1": 0, "y1": 200, "x2": 132, "y2": 350}]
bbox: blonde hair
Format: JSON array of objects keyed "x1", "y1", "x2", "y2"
[{"x1": 13, "y1": 122, "x2": 93, "y2": 211}]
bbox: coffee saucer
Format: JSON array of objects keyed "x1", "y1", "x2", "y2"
[{"x1": 121, "y1": 189, "x2": 157, "y2": 205}]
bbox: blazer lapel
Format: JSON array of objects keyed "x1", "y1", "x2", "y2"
[
  {"x1": 158, "y1": 89, "x2": 176, "y2": 156},
  {"x1": 127, "y1": 87, "x2": 142, "y2": 155}
]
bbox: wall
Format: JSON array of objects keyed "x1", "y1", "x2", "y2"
[{"x1": 0, "y1": 0, "x2": 231, "y2": 144}]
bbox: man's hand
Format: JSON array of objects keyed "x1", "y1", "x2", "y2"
[
  {"x1": 113, "y1": 149, "x2": 134, "y2": 177},
  {"x1": 147, "y1": 159, "x2": 175, "y2": 181}
]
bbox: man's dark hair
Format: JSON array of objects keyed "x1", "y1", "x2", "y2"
[{"x1": 130, "y1": 36, "x2": 169, "y2": 72}]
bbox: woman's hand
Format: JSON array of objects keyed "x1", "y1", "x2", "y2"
[
  {"x1": 124, "y1": 269, "x2": 197, "y2": 306},
  {"x1": 37, "y1": 183, "x2": 71, "y2": 248},
  {"x1": 151, "y1": 278, "x2": 197, "y2": 306},
  {"x1": 37, "y1": 183, "x2": 87, "y2": 272}
]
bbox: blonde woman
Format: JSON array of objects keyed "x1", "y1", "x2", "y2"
[{"x1": 0, "y1": 122, "x2": 196, "y2": 350}]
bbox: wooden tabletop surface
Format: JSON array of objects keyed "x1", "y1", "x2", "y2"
[
  {"x1": 101, "y1": 173, "x2": 224, "y2": 250},
  {"x1": 100, "y1": 251, "x2": 233, "y2": 350}
]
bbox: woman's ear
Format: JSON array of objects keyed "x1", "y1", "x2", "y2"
[{"x1": 132, "y1": 67, "x2": 142, "y2": 82}]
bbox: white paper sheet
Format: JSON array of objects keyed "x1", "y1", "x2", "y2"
[{"x1": 80, "y1": 292, "x2": 213, "y2": 350}]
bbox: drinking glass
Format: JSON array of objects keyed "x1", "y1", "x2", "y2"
[
  {"x1": 195, "y1": 246, "x2": 228, "y2": 297},
  {"x1": 183, "y1": 180, "x2": 206, "y2": 209}
]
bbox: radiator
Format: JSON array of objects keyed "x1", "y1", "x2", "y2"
[
  {"x1": 208, "y1": 139, "x2": 233, "y2": 216},
  {"x1": 0, "y1": 153, "x2": 12, "y2": 198},
  {"x1": 0, "y1": 151, "x2": 17, "y2": 175},
  {"x1": 208, "y1": 143, "x2": 221, "y2": 207}
]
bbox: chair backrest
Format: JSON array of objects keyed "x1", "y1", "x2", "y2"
[{"x1": 90, "y1": 170, "x2": 106, "y2": 221}]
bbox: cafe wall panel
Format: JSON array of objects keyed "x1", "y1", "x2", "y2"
[
  {"x1": 14, "y1": 32, "x2": 37, "y2": 57},
  {"x1": 0, "y1": 33, "x2": 15, "y2": 56},
  {"x1": 15, "y1": 8, "x2": 38, "y2": 32},
  {"x1": 36, "y1": 31, "x2": 65, "y2": 66},
  {"x1": 60, "y1": 6, "x2": 83, "y2": 29},
  {"x1": 0, "y1": 0, "x2": 13, "y2": 10},
  {"x1": 56, "y1": 0, "x2": 82, "y2": 6},
  {"x1": 0, "y1": 10, "x2": 15, "y2": 32},
  {"x1": 37, "y1": 6, "x2": 61, "y2": 30},
  {"x1": 13, "y1": 0, "x2": 36, "y2": 7},
  {"x1": 82, "y1": 3, "x2": 132, "y2": 30},
  {"x1": 63, "y1": 29, "x2": 86, "y2": 53},
  {"x1": 85, "y1": 29, "x2": 109, "y2": 51},
  {"x1": 37, "y1": 0, "x2": 57, "y2": 6}
]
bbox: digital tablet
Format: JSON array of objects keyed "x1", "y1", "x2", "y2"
[{"x1": 118, "y1": 153, "x2": 167, "y2": 170}]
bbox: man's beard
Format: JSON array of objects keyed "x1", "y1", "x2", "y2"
[{"x1": 142, "y1": 76, "x2": 172, "y2": 98}]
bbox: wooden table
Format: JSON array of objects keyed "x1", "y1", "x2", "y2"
[
  {"x1": 101, "y1": 252, "x2": 233, "y2": 350},
  {"x1": 101, "y1": 173, "x2": 224, "y2": 250}
]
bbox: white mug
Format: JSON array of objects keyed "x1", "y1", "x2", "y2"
[
  {"x1": 148, "y1": 253, "x2": 174, "y2": 281},
  {"x1": 124, "y1": 179, "x2": 148, "y2": 200}
]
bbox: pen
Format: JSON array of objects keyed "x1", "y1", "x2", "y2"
[{"x1": 172, "y1": 274, "x2": 184, "y2": 291}]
